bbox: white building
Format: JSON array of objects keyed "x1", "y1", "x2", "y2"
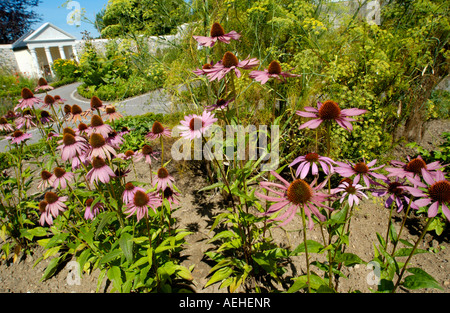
[{"x1": 1, "y1": 22, "x2": 78, "y2": 78}]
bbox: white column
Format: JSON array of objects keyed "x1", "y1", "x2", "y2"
[
  {"x1": 58, "y1": 45, "x2": 67, "y2": 59},
  {"x1": 71, "y1": 44, "x2": 79, "y2": 61},
  {"x1": 44, "y1": 46, "x2": 54, "y2": 76},
  {"x1": 29, "y1": 48, "x2": 41, "y2": 77}
]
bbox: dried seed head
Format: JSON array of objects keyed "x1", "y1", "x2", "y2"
[
  {"x1": 54, "y1": 95, "x2": 61, "y2": 101},
  {"x1": 353, "y1": 162, "x2": 369, "y2": 174},
  {"x1": 44, "y1": 191, "x2": 59, "y2": 204},
  {"x1": 151, "y1": 121, "x2": 165, "y2": 134},
  {"x1": 0, "y1": 117, "x2": 8, "y2": 124},
  {"x1": 89, "y1": 133, "x2": 105, "y2": 148},
  {"x1": 54, "y1": 167, "x2": 66, "y2": 178},
  {"x1": 41, "y1": 170, "x2": 52, "y2": 181},
  {"x1": 134, "y1": 190, "x2": 149, "y2": 207},
  {"x1": 222, "y1": 52, "x2": 239, "y2": 68},
  {"x1": 202, "y1": 63, "x2": 213, "y2": 70},
  {"x1": 405, "y1": 158, "x2": 427, "y2": 174},
  {"x1": 63, "y1": 133, "x2": 76, "y2": 146},
  {"x1": 125, "y1": 150, "x2": 135, "y2": 157},
  {"x1": 40, "y1": 110, "x2": 51, "y2": 118},
  {"x1": 318, "y1": 100, "x2": 341, "y2": 120},
  {"x1": 44, "y1": 95, "x2": 55, "y2": 105},
  {"x1": 91, "y1": 115, "x2": 104, "y2": 127},
  {"x1": 92, "y1": 156, "x2": 106, "y2": 169},
  {"x1": 286, "y1": 179, "x2": 313, "y2": 205},
  {"x1": 157, "y1": 167, "x2": 169, "y2": 179},
  {"x1": 210, "y1": 22, "x2": 225, "y2": 37},
  {"x1": 21, "y1": 87, "x2": 34, "y2": 99},
  {"x1": 90, "y1": 96, "x2": 103, "y2": 109},
  {"x1": 267, "y1": 61, "x2": 282, "y2": 75},
  {"x1": 38, "y1": 77, "x2": 48, "y2": 86},
  {"x1": 428, "y1": 180, "x2": 450, "y2": 204},
  {"x1": 71, "y1": 104, "x2": 82, "y2": 115},
  {"x1": 163, "y1": 187, "x2": 174, "y2": 198},
  {"x1": 339, "y1": 177, "x2": 353, "y2": 186}
]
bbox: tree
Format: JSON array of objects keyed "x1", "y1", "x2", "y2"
[
  {"x1": 0, "y1": 0, "x2": 42, "y2": 44},
  {"x1": 101, "y1": 0, "x2": 189, "y2": 38}
]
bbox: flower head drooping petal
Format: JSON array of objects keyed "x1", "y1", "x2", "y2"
[
  {"x1": 249, "y1": 60, "x2": 300, "y2": 85},
  {"x1": 289, "y1": 152, "x2": 336, "y2": 179},
  {"x1": 296, "y1": 100, "x2": 367, "y2": 132},
  {"x1": 255, "y1": 170, "x2": 332, "y2": 229},
  {"x1": 124, "y1": 188, "x2": 162, "y2": 222},
  {"x1": 35, "y1": 77, "x2": 54, "y2": 92},
  {"x1": 193, "y1": 22, "x2": 241, "y2": 47},
  {"x1": 177, "y1": 110, "x2": 217, "y2": 140},
  {"x1": 15, "y1": 87, "x2": 42, "y2": 111},
  {"x1": 86, "y1": 156, "x2": 116, "y2": 184},
  {"x1": 146, "y1": 121, "x2": 171, "y2": 141},
  {"x1": 203, "y1": 52, "x2": 259, "y2": 81}
]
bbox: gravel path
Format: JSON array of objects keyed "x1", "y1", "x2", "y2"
[{"x1": 0, "y1": 82, "x2": 175, "y2": 152}]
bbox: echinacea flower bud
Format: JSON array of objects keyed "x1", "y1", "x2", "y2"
[{"x1": 90, "y1": 96, "x2": 103, "y2": 109}]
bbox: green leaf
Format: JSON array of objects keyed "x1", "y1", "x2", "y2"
[
  {"x1": 208, "y1": 230, "x2": 237, "y2": 243},
  {"x1": 335, "y1": 253, "x2": 366, "y2": 266},
  {"x1": 292, "y1": 240, "x2": 324, "y2": 255},
  {"x1": 100, "y1": 249, "x2": 122, "y2": 264},
  {"x1": 402, "y1": 268, "x2": 443, "y2": 290},
  {"x1": 118, "y1": 232, "x2": 133, "y2": 263},
  {"x1": 95, "y1": 212, "x2": 116, "y2": 239},
  {"x1": 40, "y1": 256, "x2": 61, "y2": 281},
  {"x1": 199, "y1": 182, "x2": 224, "y2": 192},
  {"x1": 205, "y1": 266, "x2": 233, "y2": 288},
  {"x1": 107, "y1": 266, "x2": 123, "y2": 292},
  {"x1": 393, "y1": 248, "x2": 428, "y2": 257}
]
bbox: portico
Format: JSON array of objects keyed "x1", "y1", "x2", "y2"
[{"x1": 12, "y1": 23, "x2": 78, "y2": 77}]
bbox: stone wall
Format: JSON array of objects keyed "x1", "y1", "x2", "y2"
[{"x1": 0, "y1": 45, "x2": 20, "y2": 73}]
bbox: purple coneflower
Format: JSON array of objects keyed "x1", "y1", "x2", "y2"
[
  {"x1": 296, "y1": 100, "x2": 367, "y2": 132},
  {"x1": 41, "y1": 94, "x2": 56, "y2": 109},
  {"x1": 89, "y1": 133, "x2": 116, "y2": 160},
  {"x1": 106, "y1": 131, "x2": 124, "y2": 149},
  {"x1": 84, "y1": 199, "x2": 104, "y2": 220},
  {"x1": 38, "y1": 170, "x2": 53, "y2": 190},
  {"x1": 103, "y1": 105, "x2": 123, "y2": 122},
  {"x1": 67, "y1": 104, "x2": 84, "y2": 123},
  {"x1": 122, "y1": 182, "x2": 137, "y2": 204},
  {"x1": 145, "y1": 121, "x2": 171, "y2": 141},
  {"x1": 206, "y1": 98, "x2": 233, "y2": 112},
  {"x1": 57, "y1": 132, "x2": 88, "y2": 162},
  {"x1": 86, "y1": 115, "x2": 113, "y2": 138},
  {"x1": 15, "y1": 109, "x2": 36, "y2": 129},
  {"x1": 0, "y1": 117, "x2": 14, "y2": 132},
  {"x1": 371, "y1": 177, "x2": 418, "y2": 212},
  {"x1": 15, "y1": 88, "x2": 42, "y2": 111},
  {"x1": 385, "y1": 155, "x2": 443, "y2": 183},
  {"x1": 53, "y1": 95, "x2": 66, "y2": 104},
  {"x1": 193, "y1": 22, "x2": 241, "y2": 47},
  {"x1": 134, "y1": 145, "x2": 158, "y2": 164},
  {"x1": 49, "y1": 167, "x2": 74, "y2": 189},
  {"x1": 178, "y1": 110, "x2": 217, "y2": 140},
  {"x1": 255, "y1": 170, "x2": 332, "y2": 229},
  {"x1": 39, "y1": 200, "x2": 53, "y2": 226},
  {"x1": 35, "y1": 77, "x2": 54, "y2": 92},
  {"x1": 203, "y1": 51, "x2": 259, "y2": 82},
  {"x1": 249, "y1": 60, "x2": 300, "y2": 84},
  {"x1": 193, "y1": 62, "x2": 215, "y2": 76},
  {"x1": 334, "y1": 159, "x2": 386, "y2": 187},
  {"x1": 289, "y1": 152, "x2": 335, "y2": 179},
  {"x1": 124, "y1": 188, "x2": 162, "y2": 222},
  {"x1": 6, "y1": 130, "x2": 32, "y2": 145},
  {"x1": 163, "y1": 187, "x2": 181, "y2": 209},
  {"x1": 40, "y1": 110, "x2": 54, "y2": 124},
  {"x1": 153, "y1": 167, "x2": 175, "y2": 192},
  {"x1": 332, "y1": 178, "x2": 368, "y2": 208},
  {"x1": 76, "y1": 122, "x2": 88, "y2": 136},
  {"x1": 44, "y1": 191, "x2": 67, "y2": 219},
  {"x1": 404, "y1": 169, "x2": 450, "y2": 221},
  {"x1": 86, "y1": 156, "x2": 116, "y2": 184},
  {"x1": 89, "y1": 96, "x2": 105, "y2": 113}
]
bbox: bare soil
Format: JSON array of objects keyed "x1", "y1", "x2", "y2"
[{"x1": 0, "y1": 119, "x2": 449, "y2": 293}]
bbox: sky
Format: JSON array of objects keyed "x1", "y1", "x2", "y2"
[{"x1": 31, "y1": 0, "x2": 109, "y2": 40}]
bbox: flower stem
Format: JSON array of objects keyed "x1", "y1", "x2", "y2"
[
  {"x1": 384, "y1": 200, "x2": 396, "y2": 249},
  {"x1": 391, "y1": 197, "x2": 413, "y2": 256},
  {"x1": 392, "y1": 217, "x2": 434, "y2": 293},
  {"x1": 300, "y1": 205, "x2": 311, "y2": 293}
]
